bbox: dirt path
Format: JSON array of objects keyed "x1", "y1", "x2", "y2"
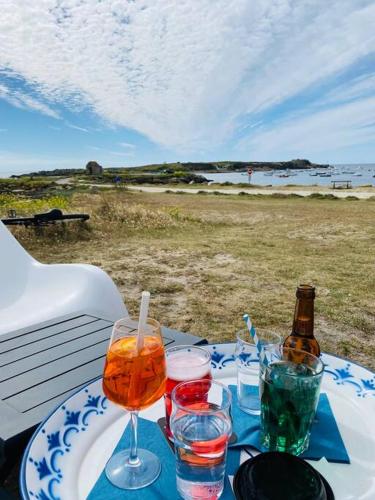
[
  {"x1": 73, "y1": 179, "x2": 374, "y2": 198},
  {"x1": 125, "y1": 185, "x2": 375, "y2": 199},
  {"x1": 55, "y1": 177, "x2": 73, "y2": 185}
]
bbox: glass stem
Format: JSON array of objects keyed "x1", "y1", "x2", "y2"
[{"x1": 128, "y1": 411, "x2": 140, "y2": 466}]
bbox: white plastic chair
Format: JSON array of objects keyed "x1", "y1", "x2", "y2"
[{"x1": 0, "y1": 221, "x2": 128, "y2": 336}]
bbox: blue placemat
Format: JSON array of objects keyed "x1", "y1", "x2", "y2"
[
  {"x1": 229, "y1": 385, "x2": 350, "y2": 463},
  {"x1": 88, "y1": 417, "x2": 240, "y2": 499}
]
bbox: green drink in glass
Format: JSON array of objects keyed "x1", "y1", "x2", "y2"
[{"x1": 259, "y1": 347, "x2": 324, "y2": 456}]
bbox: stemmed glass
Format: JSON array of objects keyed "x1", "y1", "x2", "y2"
[{"x1": 102, "y1": 316, "x2": 166, "y2": 489}]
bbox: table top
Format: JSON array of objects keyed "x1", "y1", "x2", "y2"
[
  {"x1": 19, "y1": 343, "x2": 375, "y2": 499},
  {"x1": 0, "y1": 312, "x2": 205, "y2": 472}
]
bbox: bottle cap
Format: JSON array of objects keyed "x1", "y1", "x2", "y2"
[
  {"x1": 233, "y1": 452, "x2": 334, "y2": 500},
  {"x1": 296, "y1": 284, "x2": 316, "y2": 299}
]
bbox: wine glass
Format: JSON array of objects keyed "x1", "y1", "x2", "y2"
[{"x1": 102, "y1": 316, "x2": 166, "y2": 489}]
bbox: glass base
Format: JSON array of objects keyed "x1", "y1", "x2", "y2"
[
  {"x1": 261, "y1": 432, "x2": 310, "y2": 456},
  {"x1": 105, "y1": 448, "x2": 161, "y2": 490},
  {"x1": 238, "y1": 404, "x2": 261, "y2": 416}
]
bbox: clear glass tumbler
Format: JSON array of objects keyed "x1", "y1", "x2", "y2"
[
  {"x1": 171, "y1": 379, "x2": 232, "y2": 500},
  {"x1": 235, "y1": 330, "x2": 281, "y2": 415}
]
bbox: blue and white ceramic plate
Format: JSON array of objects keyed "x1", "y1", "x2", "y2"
[{"x1": 20, "y1": 344, "x2": 375, "y2": 500}]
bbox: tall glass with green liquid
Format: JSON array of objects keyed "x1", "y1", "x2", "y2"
[{"x1": 259, "y1": 347, "x2": 324, "y2": 456}]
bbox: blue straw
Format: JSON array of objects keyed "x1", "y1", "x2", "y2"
[{"x1": 243, "y1": 313, "x2": 268, "y2": 366}]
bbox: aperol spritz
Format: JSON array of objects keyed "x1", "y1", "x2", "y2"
[
  {"x1": 103, "y1": 335, "x2": 165, "y2": 410},
  {"x1": 102, "y1": 317, "x2": 166, "y2": 490}
]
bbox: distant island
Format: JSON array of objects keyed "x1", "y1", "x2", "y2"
[
  {"x1": 11, "y1": 159, "x2": 329, "y2": 186},
  {"x1": 126, "y1": 158, "x2": 329, "y2": 173}
]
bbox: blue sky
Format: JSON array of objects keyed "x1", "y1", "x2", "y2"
[{"x1": 0, "y1": 0, "x2": 375, "y2": 175}]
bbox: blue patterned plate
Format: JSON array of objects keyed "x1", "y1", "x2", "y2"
[{"x1": 20, "y1": 344, "x2": 375, "y2": 499}]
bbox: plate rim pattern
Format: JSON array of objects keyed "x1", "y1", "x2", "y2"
[{"x1": 20, "y1": 343, "x2": 375, "y2": 499}]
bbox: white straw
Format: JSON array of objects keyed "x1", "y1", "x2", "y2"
[{"x1": 136, "y1": 291, "x2": 150, "y2": 352}]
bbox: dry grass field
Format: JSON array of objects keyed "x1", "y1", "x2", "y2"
[{"x1": 5, "y1": 188, "x2": 375, "y2": 369}]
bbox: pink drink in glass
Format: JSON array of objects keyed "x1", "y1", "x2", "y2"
[{"x1": 165, "y1": 345, "x2": 212, "y2": 439}]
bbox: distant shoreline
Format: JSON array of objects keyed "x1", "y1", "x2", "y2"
[{"x1": 124, "y1": 185, "x2": 375, "y2": 199}]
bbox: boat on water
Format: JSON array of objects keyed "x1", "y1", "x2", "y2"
[
  {"x1": 319, "y1": 172, "x2": 332, "y2": 177},
  {"x1": 264, "y1": 171, "x2": 274, "y2": 176},
  {"x1": 309, "y1": 172, "x2": 318, "y2": 176},
  {"x1": 278, "y1": 168, "x2": 297, "y2": 178}
]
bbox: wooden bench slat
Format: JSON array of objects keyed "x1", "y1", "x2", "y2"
[
  {"x1": 161, "y1": 326, "x2": 207, "y2": 346},
  {"x1": 0, "y1": 319, "x2": 111, "y2": 367},
  {"x1": 0, "y1": 326, "x2": 113, "y2": 382},
  {"x1": 0, "y1": 327, "x2": 195, "y2": 398},
  {"x1": 5, "y1": 357, "x2": 106, "y2": 412},
  {"x1": 0, "y1": 401, "x2": 35, "y2": 443},
  {"x1": 0, "y1": 342, "x2": 109, "y2": 400},
  {"x1": 23, "y1": 382, "x2": 92, "y2": 425},
  {"x1": 0, "y1": 313, "x2": 97, "y2": 344},
  {"x1": 0, "y1": 315, "x2": 101, "y2": 354}
]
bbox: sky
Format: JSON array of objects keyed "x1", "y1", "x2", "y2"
[{"x1": 0, "y1": 0, "x2": 375, "y2": 175}]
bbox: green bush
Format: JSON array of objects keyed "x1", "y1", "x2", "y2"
[
  {"x1": 0, "y1": 194, "x2": 69, "y2": 216},
  {"x1": 308, "y1": 193, "x2": 338, "y2": 200}
]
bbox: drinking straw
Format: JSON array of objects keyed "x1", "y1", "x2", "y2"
[
  {"x1": 243, "y1": 313, "x2": 269, "y2": 366},
  {"x1": 136, "y1": 291, "x2": 150, "y2": 352}
]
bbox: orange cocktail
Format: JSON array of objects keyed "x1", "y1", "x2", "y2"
[
  {"x1": 102, "y1": 313, "x2": 166, "y2": 490},
  {"x1": 103, "y1": 335, "x2": 166, "y2": 411}
]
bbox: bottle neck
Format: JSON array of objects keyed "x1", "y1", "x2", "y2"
[{"x1": 292, "y1": 297, "x2": 314, "y2": 338}]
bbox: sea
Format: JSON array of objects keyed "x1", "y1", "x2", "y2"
[
  {"x1": 1, "y1": 164, "x2": 374, "y2": 187},
  {"x1": 203, "y1": 164, "x2": 375, "y2": 187}
]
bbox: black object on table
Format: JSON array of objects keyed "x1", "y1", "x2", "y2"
[
  {"x1": 0, "y1": 312, "x2": 206, "y2": 481},
  {"x1": 233, "y1": 452, "x2": 334, "y2": 500}
]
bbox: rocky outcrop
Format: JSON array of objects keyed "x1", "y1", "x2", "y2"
[
  {"x1": 130, "y1": 159, "x2": 329, "y2": 173},
  {"x1": 86, "y1": 161, "x2": 103, "y2": 175}
]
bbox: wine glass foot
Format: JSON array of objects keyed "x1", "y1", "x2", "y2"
[{"x1": 105, "y1": 448, "x2": 161, "y2": 490}]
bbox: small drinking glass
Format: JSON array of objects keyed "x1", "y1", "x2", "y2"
[
  {"x1": 171, "y1": 379, "x2": 232, "y2": 500},
  {"x1": 235, "y1": 330, "x2": 281, "y2": 415},
  {"x1": 165, "y1": 345, "x2": 212, "y2": 439},
  {"x1": 102, "y1": 317, "x2": 166, "y2": 489},
  {"x1": 259, "y1": 346, "x2": 324, "y2": 455}
]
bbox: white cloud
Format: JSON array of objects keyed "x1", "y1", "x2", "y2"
[
  {"x1": 0, "y1": 83, "x2": 59, "y2": 118},
  {"x1": 119, "y1": 142, "x2": 136, "y2": 149},
  {"x1": 65, "y1": 122, "x2": 89, "y2": 133},
  {"x1": 0, "y1": 1, "x2": 374, "y2": 151},
  {"x1": 242, "y1": 96, "x2": 375, "y2": 158},
  {"x1": 108, "y1": 150, "x2": 135, "y2": 157},
  {"x1": 319, "y1": 73, "x2": 375, "y2": 106}
]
